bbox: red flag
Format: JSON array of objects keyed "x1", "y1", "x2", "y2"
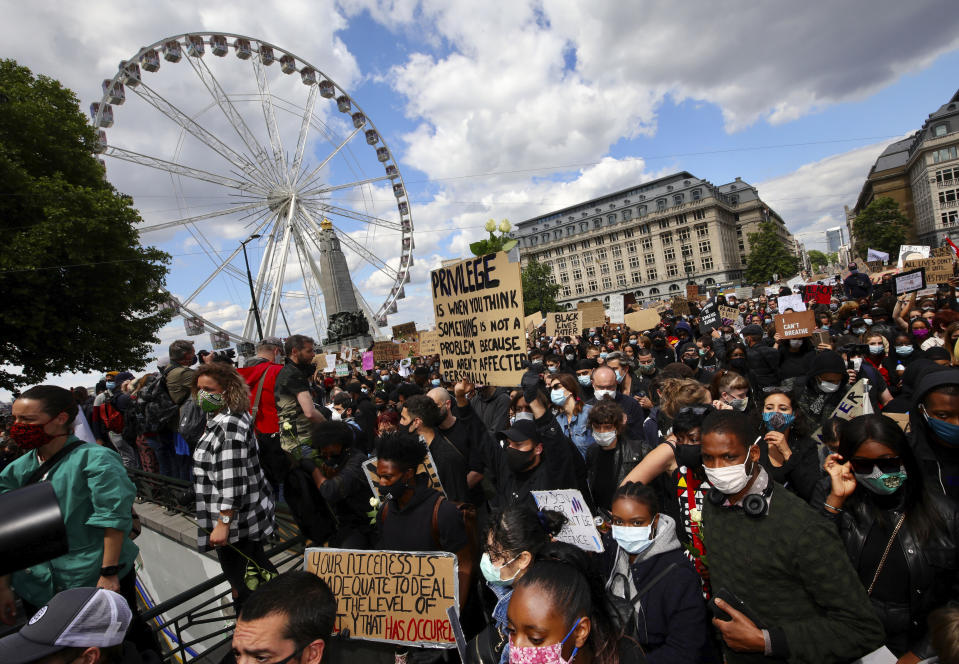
[{"x1": 947, "y1": 238, "x2": 959, "y2": 259}]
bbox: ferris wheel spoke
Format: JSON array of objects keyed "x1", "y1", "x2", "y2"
[
  {"x1": 295, "y1": 126, "x2": 362, "y2": 192},
  {"x1": 185, "y1": 55, "x2": 283, "y2": 185},
  {"x1": 106, "y1": 146, "x2": 262, "y2": 193},
  {"x1": 243, "y1": 211, "x2": 284, "y2": 340},
  {"x1": 302, "y1": 200, "x2": 402, "y2": 233},
  {"x1": 138, "y1": 202, "x2": 265, "y2": 233},
  {"x1": 331, "y1": 224, "x2": 400, "y2": 280},
  {"x1": 251, "y1": 56, "x2": 288, "y2": 184},
  {"x1": 291, "y1": 229, "x2": 325, "y2": 342},
  {"x1": 262, "y1": 202, "x2": 296, "y2": 334},
  {"x1": 301, "y1": 174, "x2": 393, "y2": 198},
  {"x1": 131, "y1": 82, "x2": 271, "y2": 190},
  {"x1": 291, "y1": 84, "x2": 318, "y2": 180}
]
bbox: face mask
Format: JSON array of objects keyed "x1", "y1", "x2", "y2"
[
  {"x1": 197, "y1": 389, "x2": 225, "y2": 413},
  {"x1": 511, "y1": 412, "x2": 535, "y2": 425},
  {"x1": 855, "y1": 464, "x2": 907, "y2": 495},
  {"x1": 913, "y1": 329, "x2": 929, "y2": 339},
  {"x1": 638, "y1": 363, "x2": 656, "y2": 375},
  {"x1": 547, "y1": 366, "x2": 558, "y2": 374},
  {"x1": 629, "y1": 339, "x2": 637, "y2": 345},
  {"x1": 683, "y1": 357, "x2": 699, "y2": 369},
  {"x1": 612, "y1": 338, "x2": 619, "y2": 343},
  {"x1": 704, "y1": 443, "x2": 755, "y2": 494},
  {"x1": 611, "y1": 524, "x2": 655, "y2": 555},
  {"x1": 726, "y1": 396, "x2": 748, "y2": 411},
  {"x1": 506, "y1": 446, "x2": 536, "y2": 473},
  {"x1": 378, "y1": 478, "x2": 409, "y2": 501},
  {"x1": 863, "y1": 318, "x2": 873, "y2": 326},
  {"x1": 330, "y1": 409, "x2": 342, "y2": 421},
  {"x1": 592, "y1": 340, "x2": 601, "y2": 346},
  {"x1": 509, "y1": 617, "x2": 582, "y2": 664},
  {"x1": 615, "y1": 370, "x2": 626, "y2": 383},
  {"x1": 550, "y1": 389, "x2": 568, "y2": 407},
  {"x1": 924, "y1": 411, "x2": 959, "y2": 446},
  {"x1": 577, "y1": 375, "x2": 591, "y2": 386},
  {"x1": 763, "y1": 411, "x2": 795, "y2": 431},
  {"x1": 599, "y1": 352, "x2": 608, "y2": 360},
  {"x1": 852, "y1": 327, "x2": 866, "y2": 335},
  {"x1": 10, "y1": 422, "x2": 56, "y2": 451},
  {"x1": 850, "y1": 357, "x2": 862, "y2": 371},
  {"x1": 789, "y1": 339, "x2": 803, "y2": 349},
  {"x1": 818, "y1": 380, "x2": 841, "y2": 394},
  {"x1": 430, "y1": 378, "x2": 441, "y2": 387},
  {"x1": 896, "y1": 345, "x2": 914, "y2": 356},
  {"x1": 729, "y1": 357, "x2": 747, "y2": 372},
  {"x1": 674, "y1": 443, "x2": 701, "y2": 468},
  {"x1": 594, "y1": 389, "x2": 615, "y2": 401},
  {"x1": 763, "y1": 319, "x2": 772, "y2": 325},
  {"x1": 105, "y1": 381, "x2": 116, "y2": 390},
  {"x1": 868, "y1": 344, "x2": 884, "y2": 355},
  {"x1": 723, "y1": 333, "x2": 733, "y2": 342},
  {"x1": 698, "y1": 349, "x2": 706, "y2": 357},
  {"x1": 593, "y1": 430, "x2": 617, "y2": 447},
  {"x1": 480, "y1": 552, "x2": 519, "y2": 587}
]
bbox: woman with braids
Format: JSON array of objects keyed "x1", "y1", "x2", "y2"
[
  {"x1": 507, "y1": 542, "x2": 645, "y2": 664},
  {"x1": 190, "y1": 363, "x2": 276, "y2": 610},
  {"x1": 602, "y1": 482, "x2": 713, "y2": 664},
  {"x1": 816, "y1": 414, "x2": 959, "y2": 662},
  {"x1": 468, "y1": 503, "x2": 567, "y2": 664}
]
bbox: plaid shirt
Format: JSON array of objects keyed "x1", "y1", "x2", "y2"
[{"x1": 192, "y1": 410, "x2": 275, "y2": 550}]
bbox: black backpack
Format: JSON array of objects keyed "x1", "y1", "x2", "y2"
[{"x1": 132, "y1": 368, "x2": 180, "y2": 434}]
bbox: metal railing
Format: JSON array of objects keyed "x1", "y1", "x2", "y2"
[{"x1": 126, "y1": 469, "x2": 304, "y2": 663}]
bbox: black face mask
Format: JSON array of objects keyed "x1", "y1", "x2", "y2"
[
  {"x1": 653, "y1": 338, "x2": 666, "y2": 348},
  {"x1": 378, "y1": 477, "x2": 410, "y2": 501},
  {"x1": 506, "y1": 446, "x2": 536, "y2": 473},
  {"x1": 729, "y1": 357, "x2": 748, "y2": 372},
  {"x1": 674, "y1": 443, "x2": 702, "y2": 469},
  {"x1": 683, "y1": 357, "x2": 699, "y2": 369}
]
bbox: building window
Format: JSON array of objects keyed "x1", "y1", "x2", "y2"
[
  {"x1": 626, "y1": 241, "x2": 636, "y2": 252},
  {"x1": 624, "y1": 229, "x2": 634, "y2": 239},
  {"x1": 639, "y1": 224, "x2": 650, "y2": 234},
  {"x1": 729, "y1": 195, "x2": 739, "y2": 205},
  {"x1": 657, "y1": 199, "x2": 667, "y2": 211},
  {"x1": 693, "y1": 209, "x2": 706, "y2": 220},
  {"x1": 645, "y1": 253, "x2": 656, "y2": 265},
  {"x1": 675, "y1": 213, "x2": 688, "y2": 224},
  {"x1": 581, "y1": 239, "x2": 591, "y2": 250},
  {"x1": 607, "y1": 214, "x2": 617, "y2": 225},
  {"x1": 580, "y1": 222, "x2": 588, "y2": 232},
  {"x1": 597, "y1": 248, "x2": 608, "y2": 260},
  {"x1": 646, "y1": 268, "x2": 658, "y2": 280},
  {"x1": 666, "y1": 264, "x2": 678, "y2": 277},
  {"x1": 659, "y1": 219, "x2": 669, "y2": 229},
  {"x1": 698, "y1": 240, "x2": 711, "y2": 253},
  {"x1": 560, "y1": 273, "x2": 569, "y2": 283},
  {"x1": 678, "y1": 228, "x2": 690, "y2": 241},
  {"x1": 696, "y1": 224, "x2": 709, "y2": 237},
  {"x1": 939, "y1": 188, "x2": 958, "y2": 205},
  {"x1": 650, "y1": 287, "x2": 660, "y2": 295},
  {"x1": 613, "y1": 259, "x2": 624, "y2": 272},
  {"x1": 691, "y1": 189, "x2": 701, "y2": 201},
  {"x1": 588, "y1": 280, "x2": 598, "y2": 291},
  {"x1": 629, "y1": 256, "x2": 640, "y2": 269},
  {"x1": 641, "y1": 237, "x2": 653, "y2": 250},
  {"x1": 936, "y1": 167, "x2": 957, "y2": 185},
  {"x1": 572, "y1": 269, "x2": 582, "y2": 281},
  {"x1": 662, "y1": 232, "x2": 673, "y2": 245},
  {"x1": 669, "y1": 284, "x2": 680, "y2": 292},
  {"x1": 935, "y1": 124, "x2": 948, "y2": 137},
  {"x1": 556, "y1": 258, "x2": 566, "y2": 268},
  {"x1": 942, "y1": 210, "x2": 959, "y2": 226},
  {"x1": 632, "y1": 272, "x2": 642, "y2": 284},
  {"x1": 664, "y1": 247, "x2": 675, "y2": 261},
  {"x1": 617, "y1": 274, "x2": 627, "y2": 287},
  {"x1": 602, "y1": 276, "x2": 612, "y2": 289},
  {"x1": 611, "y1": 245, "x2": 622, "y2": 257},
  {"x1": 638, "y1": 205, "x2": 647, "y2": 216},
  {"x1": 673, "y1": 194, "x2": 684, "y2": 205},
  {"x1": 571, "y1": 256, "x2": 580, "y2": 266},
  {"x1": 575, "y1": 283, "x2": 584, "y2": 295},
  {"x1": 600, "y1": 263, "x2": 610, "y2": 274},
  {"x1": 701, "y1": 257, "x2": 713, "y2": 270},
  {"x1": 622, "y1": 209, "x2": 632, "y2": 220},
  {"x1": 593, "y1": 218, "x2": 602, "y2": 228},
  {"x1": 562, "y1": 285, "x2": 571, "y2": 297},
  {"x1": 933, "y1": 146, "x2": 958, "y2": 163},
  {"x1": 585, "y1": 265, "x2": 596, "y2": 278}
]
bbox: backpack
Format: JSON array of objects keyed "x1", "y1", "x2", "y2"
[
  {"x1": 132, "y1": 368, "x2": 180, "y2": 434},
  {"x1": 95, "y1": 395, "x2": 125, "y2": 434},
  {"x1": 178, "y1": 397, "x2": 206, "y2": 447}
]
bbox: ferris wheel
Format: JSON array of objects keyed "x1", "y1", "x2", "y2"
[{"x1": 90, "y1": 32, "x2": 414, "y2": 345}]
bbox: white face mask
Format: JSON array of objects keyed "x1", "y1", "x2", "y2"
[
  {"x1": 330, "y1": 409, "x2": 342, "y2": 421},
  {"x1": 788, "y1": 339, "x2": 803, "y2": 349},
  {"x1": 819, "y1": 380, "x2": 841, "y2": 393},
  {"x1": 704, "y1": 442, "x2": 756, "y2": 494},
  {"x1": 594, "y1": 389, "x2": 616, "y2": 401},
  {"x1": 593, "y1": 430, "x2": 617, "y2": 447},
  {"x1": 850, "y1": 357, "x2": 862, "y2": 371},
  {"x1": 511, "y1": 411, "x2": 535, "y2": 425}
]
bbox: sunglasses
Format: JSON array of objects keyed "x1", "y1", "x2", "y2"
[
  {"x1": 678, "y1": 405, "x2": 711, "y2": 417},
  {"x1": 849, "y1": 457, "x2": 902, "y2": 475}
]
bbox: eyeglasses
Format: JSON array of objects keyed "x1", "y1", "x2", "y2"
[{"x1": 849, "y1": 457, "x2": 902, "y2": 475}]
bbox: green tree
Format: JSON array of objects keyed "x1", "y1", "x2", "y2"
[
  {"x1": 0, "y1": 59, "x2": 171, "y2": 391},
  {"x1": 807, "y1": 249, "x2": 829, "y2": 270},
  {"x1": 521, "y1": 258, "x2": 561, "y2": 315},
  {"x1": 744, "y1": 221, "x2": 800, "y2": 283},
  {"x1": 852, "y1": 197, "x2": 911, "y2": 260}
]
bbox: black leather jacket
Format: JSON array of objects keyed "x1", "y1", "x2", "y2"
[{"x1": 813, "y1": 478, "x2": 959, "y2": 658}]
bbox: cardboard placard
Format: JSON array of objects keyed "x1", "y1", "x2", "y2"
[
  {"x1": 608, "y1": 295, "x2": 625, "y2": 324},
  {"x1": 774, "y1": 310, "x2": 816, "y2": 339},
  {"x1": 904, "y1": 256, "x2": 954, "y2": 284},
  {"x1": 866, "y1": 260, "x2": 885, "y2": 273},
  {"x1": 777, "y1": 293, "x2": 806, "y2": 312},
  {"x1": 431, "y1": 252, "x2": 525, "y2": 387},
  {"x1": 577, "y1": 301, "x2": 606, "y2": 329},
  {"x1": 392, "y1": 322, "x2": 418, "y2": 341},
  {"x1": 418, "y1": 330, "x2": 440, "y2": 356},
  {"x1": 531, "y1": 489, "x2": 604, "y2": 553},
  {"x1": 734, "y1": 286, "x2": 753, "y2": 301},
  {"x1": 895, "y1": 268, "x2": 926, "y2": 295},
  {"x1": 305, "y1": 548, "x2": 458, "y2": 648},
  {"x1": 546, "y1": 311, "x2": 581, "y2": 338},
  {"x1": 363, "y1": 452, "x2": 446, "y2": 497},
  {"x1": 399, "y1": 341, "x2": 420, "y2": 357},
  {"x1": 932, "y1": 245, "x2": 953, "y2": 258},
  {"x1": 373, "y1": 342, "x2": 402, "y2": 363},
  {"x1": 803, "y1": 284, "x2": 833, "y2": 305},
  {"x1": 362, "y1": 351, "x2": 375, "y2": 371},
  {"x1": 670, "y1": 297, "x2": 690, "y2": 315},
  {"x1": 686, "y1": 284, "x2": 699, "y2": 299},
  {"x1": 313, "y1": 354, "x2": 328, "y2": 371},
  {"x1": 718, "y1": 306, "x2": 740, "y2": 324},
  {"x1": 335, "y1": 363, "x2": 349, "y2": 377},
  {"x1": 624, "y1": 309, "x2": 661, "y2": 333},
  {"x1": 524, "y1": 312, "x2": 543, "y2": 332}
]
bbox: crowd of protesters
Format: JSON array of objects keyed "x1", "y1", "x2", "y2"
[{"x1": 2, "y1": 262, "x2": 959, "y2": 663}]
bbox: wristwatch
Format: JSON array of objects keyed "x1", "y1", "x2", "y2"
[
  {"x1": 100, "y1": 565, "x2": 120, "y2": 577},
  {"x1": 219, "y1": 514, "x2": 232, "y2": 524}
]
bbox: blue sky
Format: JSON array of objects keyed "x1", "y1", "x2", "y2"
[{"x1": 2, "y1": 0, "x2": 959, "y2": 392}]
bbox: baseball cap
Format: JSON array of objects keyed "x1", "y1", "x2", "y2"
[
  {"x1": 497, "y1": 419, "x2": 539, "y2": 445},
  {"x1": 0, "y1": 588, "x2": 132, "y2": 664},
  {"x1": 741, "y1": 324, "x2": 764, "y2": 336}
]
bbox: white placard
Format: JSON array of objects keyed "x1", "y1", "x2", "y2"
[
  {"x1": 607, "y1": 294, "x2": 625, "y2": 324},
  {"x1": 897, "y1": 244, "x2": 929, "y2": 268},
  {"x1": 531, "y1": 489, "x2": 604, "y2": 553},
  {"x1": 764, "y1": 286, "x2": 778, "y2": 296},
  {"x1": 777, "y1": 293, "x2": 806, "y2": 312}
]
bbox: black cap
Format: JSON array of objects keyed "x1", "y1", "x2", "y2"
[
  {"x1": 413, "y1": 366, "x2": 430, "y2": 376},
  {"x1": 497, "y1": 418, "x2": 538, "y2": 445},
  {"x1": 741, "y1": 324, "x2": 764, "y2": 336}
]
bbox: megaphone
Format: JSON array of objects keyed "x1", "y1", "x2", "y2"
[{"x1": 0, "y1": 482, "x2": 68, "y2": 576}]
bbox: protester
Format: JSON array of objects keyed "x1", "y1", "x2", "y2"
[
  {"x1": 757, "y1": 389, "x2": 822, "y2": 501},
  {"x1": 585, "y1": 400, "x2": 644, "y2": 511}
]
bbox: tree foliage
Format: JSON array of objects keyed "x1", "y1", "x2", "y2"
[
  {"x1": 807, "y1": 250, "x2": 829, "y2": 270},
  {"x1": 852, "y1": 197, "x2": 911, "y2": 260},
  {"x1": 744, "y1": 221, "x2": 800, "y2": 284},
  {"x1": 521, "y1": 258, "x2": 561, "y2": 316},
  {"x1": 0, "y1": 59, "x2": 171, "y2": 390}
]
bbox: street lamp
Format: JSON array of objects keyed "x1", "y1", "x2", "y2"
[{"x1": 240, "y1": 234, "x2": 264, "y2": 341}]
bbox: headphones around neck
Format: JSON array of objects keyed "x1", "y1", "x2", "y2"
[{"x1": 707, "y1": 480, "x2": 773, "y2": 518}]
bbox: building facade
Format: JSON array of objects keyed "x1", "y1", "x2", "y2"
[
  {"x1": 826, "y1": 227, "x2": 844, "y2": 254},
  {"x1": 512, "y1": 172, "x2": 795, "y2": 308},
  {"x1": 852, "y1": 89, "x2": 959, "y2": 249}
]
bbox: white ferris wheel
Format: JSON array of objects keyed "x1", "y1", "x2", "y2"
[{"x1": 90, "y1": 32, "x2": 414, "y2": 346}]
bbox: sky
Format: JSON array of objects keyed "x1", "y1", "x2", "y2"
[{"x1": 3, "y1": 0, "x2": 959, "y2": 395}]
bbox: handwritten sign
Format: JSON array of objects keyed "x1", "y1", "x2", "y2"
[
  {"x1": 531, "y1": 489, "x2": 604, "y2": 553},
  {"x1": 932, "y1": 245, "x2": 953, "y2": 258},
  {"x1": 362, "y1": 351, "x2": 375, "y2": 371},
  {"x1": 905, "y1": 256, "x2": 954, "y2": 284},
  {"x1": 670, "y1": 297, "x2": 690, "y2": 315},
  {"x1": 718, "y1": 306, "x2": 740, "y2": 324},
  {"x1": 313, "y1": 354, "x2": 328, "y2": 371},
  {"x1": 418, "y1": 330, "x2": 440, "y2": 356},
  {"x1": 777, "y1": 293, "x2": 806, "y2": 312},
  {"x1": 577, "y1": 301, "x2": 606, "y2": 329},
  {"x1": 608, "y1": 294, "x2": 625, "y2": 324},
  {"x1": 392, "y1": 322, "x2": 418, "y2": 341},
  {"x1": 524, "y1": 312, "x2": 543, "y2": 332},
  {"x1": 546, "y1": 311, "x2": 581, "y2": 338},
  {"x1": 373, "y1": 342, "x2": 401, "y2": 363},
  {"x1": 686, "y1": 283, "x2": 699, "y2": 299},
  {"x1": 399, "y1": 340, "x2": 420, "y2": 357},
  {"x1": 895, "y1": 268, "x2": 926, "y2": 295},
  {"x1": 734, "y1": 287, "x2": 753, "y2": 301},
  {"x1": 866, "y1": 260, "x2": 885, "y2": 273},
  {"x1": 624, "y1": 309, "x2": 661, "y2": 332},
  {"x1": 305, "y1": 548, "x2": 458, "y2": 648},
  {"x1": 803, "y1": 284, "x2": 833, "y2": 305},
  {"x1": 431, "y1": 252, "x2": 525, "y2": 387},
  {"x1": 335, "y1": 363, "x2": 349, "y2": 377},
  {"x1": 774, "y1": 310, "x2": 816, "y2": 339},
  {"x1": 363, "y1": 451, "x2": 446, "y2": 498}
]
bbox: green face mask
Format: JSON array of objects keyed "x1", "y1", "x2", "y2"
[{"x1": 197, "y1": 389, "x2": 225, "y2": 413}]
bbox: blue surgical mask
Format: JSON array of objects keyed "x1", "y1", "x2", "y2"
[
  {"x1": 924, "y1": 410, "x2": 959, "y2": 446},
  {"x1": 480, "y1": 552, "x2": 519, "y2": 587},
  {"x1": 616, "y1": 370, "x2": 625, "y2": 384},
  {"x1": 896, "y1": 345, "x2": 914, "y2": 356},
  {"x1": 629, "y1": 339, "x2": 638, "y2": 345},
  {"x1": 600, "y1": 352, "x2": 608, "y2": 360},
  {"x1": 105, "y1": 381, "x2": 116, "y2": 390},
  {"x1": 431, "y1": 378, "x2": 441, "y2": 387},
  {"x1": 547, "y1": 366, "x2": 558, "y2": 373},
  {"x1": 577, "y1": 375, "x2": 591, "y2": 386},
  {"x1": 611, "y1": 524, "x2": 655, "y2": 555},
  {"x1": 550, "y1": 389, "x2": 568, "y2": 406},
  {"x1": 763, "y1": 411, "x2": 795, "y2": 432}
]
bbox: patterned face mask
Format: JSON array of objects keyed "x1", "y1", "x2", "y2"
[
  {"x1": 509, "y1": 617, "x2": 582, "y2": 664},
  {"x1": 197, "y1": 389, "x2": 225, "y2": 413}
]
